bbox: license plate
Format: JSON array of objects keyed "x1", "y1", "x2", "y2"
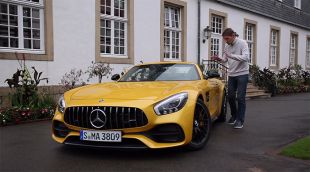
[{"x1": 80, "y1": 130, "x2": 122, "y2": 142}]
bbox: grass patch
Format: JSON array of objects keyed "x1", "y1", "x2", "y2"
[{"x1": 280, "y1": 136, "x2": 310, "y2": 160}]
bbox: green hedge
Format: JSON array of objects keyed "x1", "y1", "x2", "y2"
[{"x1": 250, "y1": 65, "x2": 310, "y2": 95}]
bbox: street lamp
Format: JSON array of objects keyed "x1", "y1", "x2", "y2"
[{"x1": 203, "y1": 26, "x2": 212, "y2": 43}]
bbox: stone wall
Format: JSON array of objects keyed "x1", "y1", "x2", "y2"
[{"x1": 0, "y1": 85, "x2": 66, "y2": 108}]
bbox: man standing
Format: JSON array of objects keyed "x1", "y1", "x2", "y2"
[{"x1": 211, "y1": 28, "x2": 249, "y2": 129}]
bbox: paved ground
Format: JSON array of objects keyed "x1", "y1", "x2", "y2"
[{"x1": 1, "y1": 93, "x2": 310, "y2": 172}]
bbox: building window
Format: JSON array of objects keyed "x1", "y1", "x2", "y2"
[
  {"x1": 270, "y1": 29, "x2": 279, "y2": 67},
  {"x1": 294, "y1": 0, "x2": 301, "y2": 9},
  {"x1": 164, "y1": 5, "x2": 182, "y2": 61},
  {"x1": 245, "y1": 22, "x2": 256, "y2": 64},
  {"x1": 100, "y1": 0, "x2": 127, "y2": 57},
  {"x1": 161, "y1": 0, "x2": 186, "y2": 62},
  {"x1": 306, "y1": 37, "x2": 310, "y2": 69},
  {"x1": 0, "y1": 0, "x2": 44, "y2": 52},
  {"x1": 210, "y1": 15, "x2": 224, "y2": 56},
  {"x1": 289, "y1": 33, "x2": 298, "y2": 66}
]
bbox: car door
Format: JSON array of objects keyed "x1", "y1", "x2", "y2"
[
  {"x1": 207, "y1": 78, "x2": 221, "y2": 117},
  {"x1": 197, "y1": 65, "x2": 220, "y2": 118}
]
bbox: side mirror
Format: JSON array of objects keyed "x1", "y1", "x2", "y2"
[
  {"x1": 111, "y1": 74, "x2": 120, "y2": 81},
  {"x1": 207, "y1": 70, "x2": 220, "y2": 79}
]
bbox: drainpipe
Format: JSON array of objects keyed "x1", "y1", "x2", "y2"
[{"x1": 197, "y1": 0, "x2": 201, "y2": 64}]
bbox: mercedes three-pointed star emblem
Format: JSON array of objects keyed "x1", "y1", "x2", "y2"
[{"x1": 89, "y1": 109, "x2": 107, "y2": 129}]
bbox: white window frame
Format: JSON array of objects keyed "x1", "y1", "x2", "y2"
[
  {"x1": 294, "y1": 0, "x2": 301, "y2": 9},
  {"x1": 245, "y1": 23, "x2": 255, "y2": 64},
  {"x1": 164, "y1": 5, "x2": 182, "y2": 61},
  {"x1": 0, "y1": 0, "x2": 45, "y2": 54},
  {"x1": 210, "y1": 15, "x2": 224, "y2": 56},
  {"x1": 289, "y1": 34, "x2": 297, "y2": 66},
  {"x1": 306, "y1": 38, "x2": 310, "y2": 68},
  {"x1": 270, "y1": 30, "x2": 278, "y2": 67},
  {"x1": 100, "y1": 0, "x2": 128, "y2": 58},
  {"x1": 210, "y1": 37, "x2": 220, "y2": 56}
]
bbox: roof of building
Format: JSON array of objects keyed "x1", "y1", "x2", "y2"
[{"x1": 215, "y1": 0, "x2": 310, "y2": 30}]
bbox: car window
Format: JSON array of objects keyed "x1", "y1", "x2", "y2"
[{"x1": 119, "y1": 64, "x2": 200, "y2": 82}]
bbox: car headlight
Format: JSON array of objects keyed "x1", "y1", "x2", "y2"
[
  {"x1": 154, "y1": 92, "x2": 188, "y2": 115},
  {"x1": 57, "y1": 95, "x2": 66, "y2": 113}
]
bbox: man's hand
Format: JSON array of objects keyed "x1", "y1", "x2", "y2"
[
  {"x1": 211, "y1": 55, "x2": 222, "y2": 62},
  {"x1": 224, "y1": 51, "x2": 231, "y2": 58}
]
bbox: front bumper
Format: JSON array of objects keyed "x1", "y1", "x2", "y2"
[
  {"x1": 53, "y1": 122, "x2": 185, "y2": 149},
  {"x1": 52, "y1": 98, "x2": 196, "y2": 149}
]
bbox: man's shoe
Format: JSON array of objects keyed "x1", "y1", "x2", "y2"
[
  {"x1": 227, "y1": 117, "x2": 236, "y2": 125},
  {"x1": 234, "y1": 120, "x2": 243, "y2": 129}
]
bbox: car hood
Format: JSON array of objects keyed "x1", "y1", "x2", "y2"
[{"x1": 69, "y1": 81, "x2": 198, "y2": 101}]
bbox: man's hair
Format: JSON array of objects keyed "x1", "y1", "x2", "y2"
[{"x1": 222, "y1": 28, "x2": 236, "y2": 36}]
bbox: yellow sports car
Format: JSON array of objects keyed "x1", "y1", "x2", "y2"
[{"x1": 52, "y1": 62, "x2": 227, "y2": 150}]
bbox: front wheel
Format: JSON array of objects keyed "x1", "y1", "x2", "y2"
[{"x1": 186, "y1": 99, "x2": 211, "y2": 151}]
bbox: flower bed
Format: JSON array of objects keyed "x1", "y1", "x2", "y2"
[
  {"x1": 1, "y1": 55, "x2": 57, "y2": 127},
  {"x1": 0, "y1": 106, "x2": 55, "y2": 126}
]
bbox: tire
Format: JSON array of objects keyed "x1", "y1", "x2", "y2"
[
  {"x1": 186, "y1": 99, "x2": 211, "y2": 151},
  {"x1": 216, "y1": 90, "x2": 227, "y2": 123}
]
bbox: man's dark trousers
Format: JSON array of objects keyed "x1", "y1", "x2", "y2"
[{"x1": 227, "y1": 74, "x2": 249, "y2": 124}]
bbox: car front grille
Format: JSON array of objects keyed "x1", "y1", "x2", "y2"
[{"x1": 64, "y1": 106, "x2": 148, "y2": 130}]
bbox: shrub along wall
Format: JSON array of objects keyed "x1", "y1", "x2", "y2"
[
  {"x1": 250, "y1": 65, "x2": 310, "y2": 96},
  {"x1": 0, "y1": 85, "x2": 65, "y2": 126}
]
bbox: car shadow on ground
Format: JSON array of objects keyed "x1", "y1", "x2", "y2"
[
  {"x1": 54, "y1": 122, "x2": 229, "y2": 161},
  {"x1": 56, "y1": 144, "x2": 191, "y2": 160}
]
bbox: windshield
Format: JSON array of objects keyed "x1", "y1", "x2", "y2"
[{"x1": 119, "y1": 64, "x2": 200, "y2": 82}]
